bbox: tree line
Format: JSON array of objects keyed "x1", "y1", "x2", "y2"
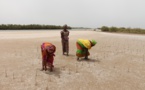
[
  {"x1": 100, "y1": 26, "x2": 145, "y2": 34},
  {"x1": 0, "y1": 24, "x2": 71, "y2": 30}
]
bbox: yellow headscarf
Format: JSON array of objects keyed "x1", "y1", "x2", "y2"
[{"x1": 78, "y1": 39, "x2": 91, "y2": 49}]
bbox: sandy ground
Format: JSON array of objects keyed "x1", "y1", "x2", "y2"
[{"x1": 0, "y1": 30, "x2": 145, "y2": 90}]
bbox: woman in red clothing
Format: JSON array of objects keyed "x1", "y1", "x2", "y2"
[{"x1": 41, "y1": 42, "x2": 56, "y2": 71}]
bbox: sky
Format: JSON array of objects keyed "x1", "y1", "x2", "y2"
[{"x1": 0, "y1": 0, "x2": 145, "y2": 28}]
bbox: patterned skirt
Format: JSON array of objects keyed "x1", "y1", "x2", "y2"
[
  {"x1": 41, "y1": 42, "x2": 56, "y2": 67},
  {"x1": 61, "y1": 40, "x2": 69, "y2": 53},
  {"x1": 76, "y1": 42, "x2": 90, "y2": 57}
]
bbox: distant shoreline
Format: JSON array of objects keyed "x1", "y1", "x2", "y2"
[
  {"x1": 0, "y1": 24, "x2": 71, "y2": 30},
  {"x1": 100, "y1": 26, "x2": 145, "y2": 34}
]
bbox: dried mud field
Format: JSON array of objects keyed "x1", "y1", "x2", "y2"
[{"x1": 0, "y1": 30, "x2": 145, "y2": 90}]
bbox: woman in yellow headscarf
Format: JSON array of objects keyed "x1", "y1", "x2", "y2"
[{"x1": 76, "y1": 39, "x2": 97, "y2": 60}]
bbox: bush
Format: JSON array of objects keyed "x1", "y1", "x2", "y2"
[
  {"x1": 101, "y1": 26, "x2": 109, "y2": 32},
  {"x1": 109, "y1": 27, "x2": 118, "y2": 32},
  {"x1": 0, "y1": 24, "x2": 72, "y2": 30},
  {"x1": 100, "y1": 26, "x2": 145, "y2": 34}
]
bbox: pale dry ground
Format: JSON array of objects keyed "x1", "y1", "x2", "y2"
[{"x1": 0, "y1": 30, "x2": 145, "y2": 90}]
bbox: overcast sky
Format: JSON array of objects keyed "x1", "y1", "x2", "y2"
[{"x1": 0, "y1": 0, "x2": 145, "y2": 28}]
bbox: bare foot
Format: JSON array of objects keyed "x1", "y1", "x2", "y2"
[
  {"x1": 44, "y1": 68, "x2": 47, "y2": 71},
  {"x1": 50, "y1": 67, "x2": 53, "y2": 72},
  {"x1": 77, "y1": 57, "x2": 79, "y2": 60},
  {"x1": 41, "y1": 68, "x2": 44, "y2": 71},
  {"x1": 84, "y1": 58, "x2": 89, "y2": 60}
]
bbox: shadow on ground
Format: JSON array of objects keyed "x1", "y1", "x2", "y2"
[
  {"x1": 77, "y1": 58, "x2": 100, "y2": 63},
  {"x1": 45, "y1": 67, "x2": 61, "y2": 78}
]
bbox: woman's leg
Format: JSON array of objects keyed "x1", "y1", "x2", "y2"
[
  {"x1": 62, "y1": 40, "x2": 65, "y2": 55},
  {"x1": 84, "y1": 49, "x2": 89, "y2": 60},
  {"x1": 44, "y1": 59, "x2": 47, "y2": 71},
  {"x1": 66, "y1": 41, "x2": 69, "y2": 56},
  {"x1": 50, "y1": 65, "x2": 53, "y2": 72}
]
